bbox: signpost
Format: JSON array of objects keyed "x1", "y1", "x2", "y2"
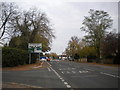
[{"x1": 28, "y1": 43, "x2": 42, "y2": 64}]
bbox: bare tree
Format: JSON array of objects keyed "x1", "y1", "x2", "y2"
[{"x1": 0, "y1": 2, "x2": 18, "y2": 45}]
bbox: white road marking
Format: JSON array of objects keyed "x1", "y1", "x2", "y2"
[
  {"x1": 66, "y1": 71, "x2": 70, "y2": 74},
  {"x1": 47, "y1": 68, "x2": 51, "y2": 71},
  {"x1": 66, "y1": 85, "x2": 71, "y2": 88},
  {"x1": 72, "y1": 71, "x2": 76, "y2": 73},
  {"x1": 46, "y1": 62, "x2": 52, "y2": 67},
  {"x1": 79, "y1": 71, "x2": 82, "y2": 73},
  {"x1": 79, "y1": 70, "x2": 89, "y2": 73},
  {"x1": 61, "y1": 72, "x2": 64, "y2": 74},
  {"x1": 49, "y1": 66, "x2": 72, "y2": 88},
  {"x1": 100, "y1": 72, "x2": 120, "y2": 78},
  {"x1": 84, "y1": 68, "x2": 94, "y2": 71},
  {"x1": 82, "y1": 71, "x2": 88, "y2": 73},
  {"x1": 59, "y1": 69, "x2": 62, "y2": 70},
  {"x1": 72, "y1": 68, "x2": 75, "y2": 70},
  {"x1": 64, "y1": 82, "x2": 68, "y2": 85},
  {"x1": 33, "y1": 65, "x2": 42, "y2": 68},
  {"x1": 60, "y1": 77, "x2": 63, "y2": 80}
]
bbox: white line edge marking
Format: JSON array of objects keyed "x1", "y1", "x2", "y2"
[
  {"x1": 66, "y1": 85, "x2": 71, "y2": 88},
  {"x1": 47, "y1": 68, "x2": 51, "y2": 71},
  {"x1": 49, "y1": 66, "x2": 71, "y2": 88},
  {"x1": 64, "y1": 82, "x2": 68, "y2": 85},
  {"x1": 47, "y1": 62, "x2": 52, "y2": 67},
  {"x1": 61, "y1": 72, "x2": 64, "y2": 74},
  {"x1": 100, "y1": 72, "x2": 120, "y2": 78}
]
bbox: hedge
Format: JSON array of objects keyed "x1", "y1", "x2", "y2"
[{"x1": 2, "y1": 47, "x2": 29, "y2": 67}]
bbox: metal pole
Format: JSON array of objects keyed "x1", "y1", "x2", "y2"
[
  {"x1": 29, "y1": 53, "x2": 31, "y2": 64},
  {"x1": 39, "y1": 53, "x2": 40, "y2": 60}
]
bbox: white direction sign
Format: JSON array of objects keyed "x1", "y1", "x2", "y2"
[{"x1": 28, "y1": 43, "x2": 42, "y2": 53}]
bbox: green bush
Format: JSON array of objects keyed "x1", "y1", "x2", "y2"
[{"x1": 2, "y1": 47, "x2": 29, "y2": 67}]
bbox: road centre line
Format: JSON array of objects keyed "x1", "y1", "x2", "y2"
[{"x1": 100, "y1": 72, "x2": 120, "y2": 78}]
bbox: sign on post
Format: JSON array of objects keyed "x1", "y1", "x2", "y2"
[
  {"x1": 28, "y1": 43, "x2": 42, "y2": 53},
  {"x1": 28, "y1": 43, "x2": 42, "y2": 64}
]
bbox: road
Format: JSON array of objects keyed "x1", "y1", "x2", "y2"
[{"x1": 2, "y1": 60, "x2": 119, "y2": 89}]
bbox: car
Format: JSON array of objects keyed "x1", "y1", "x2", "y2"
[
  {"x1": 47, "y1": 58, "x2": 51, "y2": 61},
  {"x1": 40, "y1": 57, "x2": 47, "y2": 61},
  {"x1": 41, "y1": 58, "x2": 46, "y2": 61}
]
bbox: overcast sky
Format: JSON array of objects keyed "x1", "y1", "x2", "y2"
[{"x1": 1, "y1": 0, "x2": 119, "y2": 54}]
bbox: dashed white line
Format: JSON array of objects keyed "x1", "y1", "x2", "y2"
[
  {"x1": 64, "y1": 82, "x2": 68, "y2": 85},
  {"x1": 59, "y1": 77, "x2": 63, "y2": 80},
  {"x1": 82, "y1": 71, "x2": 88, "y2": 73},
  {"x1": 100, "y1": 72, "x2": 120, "y2": 78},
  {"x1": 79, "y1": 71, "x2": 82, "y2": 73},
  {"x1": 61, "y1": 72, "x2": 64, "y2": 74},
  {"x1": 72, "y1": 68, "x2": 75, "y2": 70},
  {"x1": 72, "y1": 71, "x2": 76, "y2": 73},
  {"x1": 66, "y1": 71, "x2": 70, "y2": 74},
  {"x1": 79, "y1": 70, "x2": 89, "y2": 73},
  {"x1": 66, "y1": 85, "x2": 71, "y2": 88},
  {"x1": 49, "y1": 64, "x2": 72, "y2": 88}
]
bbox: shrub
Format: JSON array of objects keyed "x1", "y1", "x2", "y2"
[{"x1": 2, "y1": 47, "x2": 29, "y2": 67}]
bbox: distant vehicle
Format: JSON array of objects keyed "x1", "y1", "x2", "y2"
[
  {"x1": 69, "y1": 58, "x2": 73, "y2": 61},
  {"x1": 47, "y1": 58, "x2": 51, "y2": 61},
  {"x1": 40, "y1": 56, "x2": 47, "y2": 61}
]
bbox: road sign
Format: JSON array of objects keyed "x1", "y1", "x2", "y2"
[{"x1": 28, "y1": 43, "x2": 42, "y2": 53}]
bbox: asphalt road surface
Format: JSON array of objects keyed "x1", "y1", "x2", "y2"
[{"x1": 2, "y1": 60, "x2": 119, "y2": 89}]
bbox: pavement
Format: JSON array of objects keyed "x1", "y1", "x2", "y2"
[{"x1": 2, "y1": 60, "x2": 119, "y2": 89}]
